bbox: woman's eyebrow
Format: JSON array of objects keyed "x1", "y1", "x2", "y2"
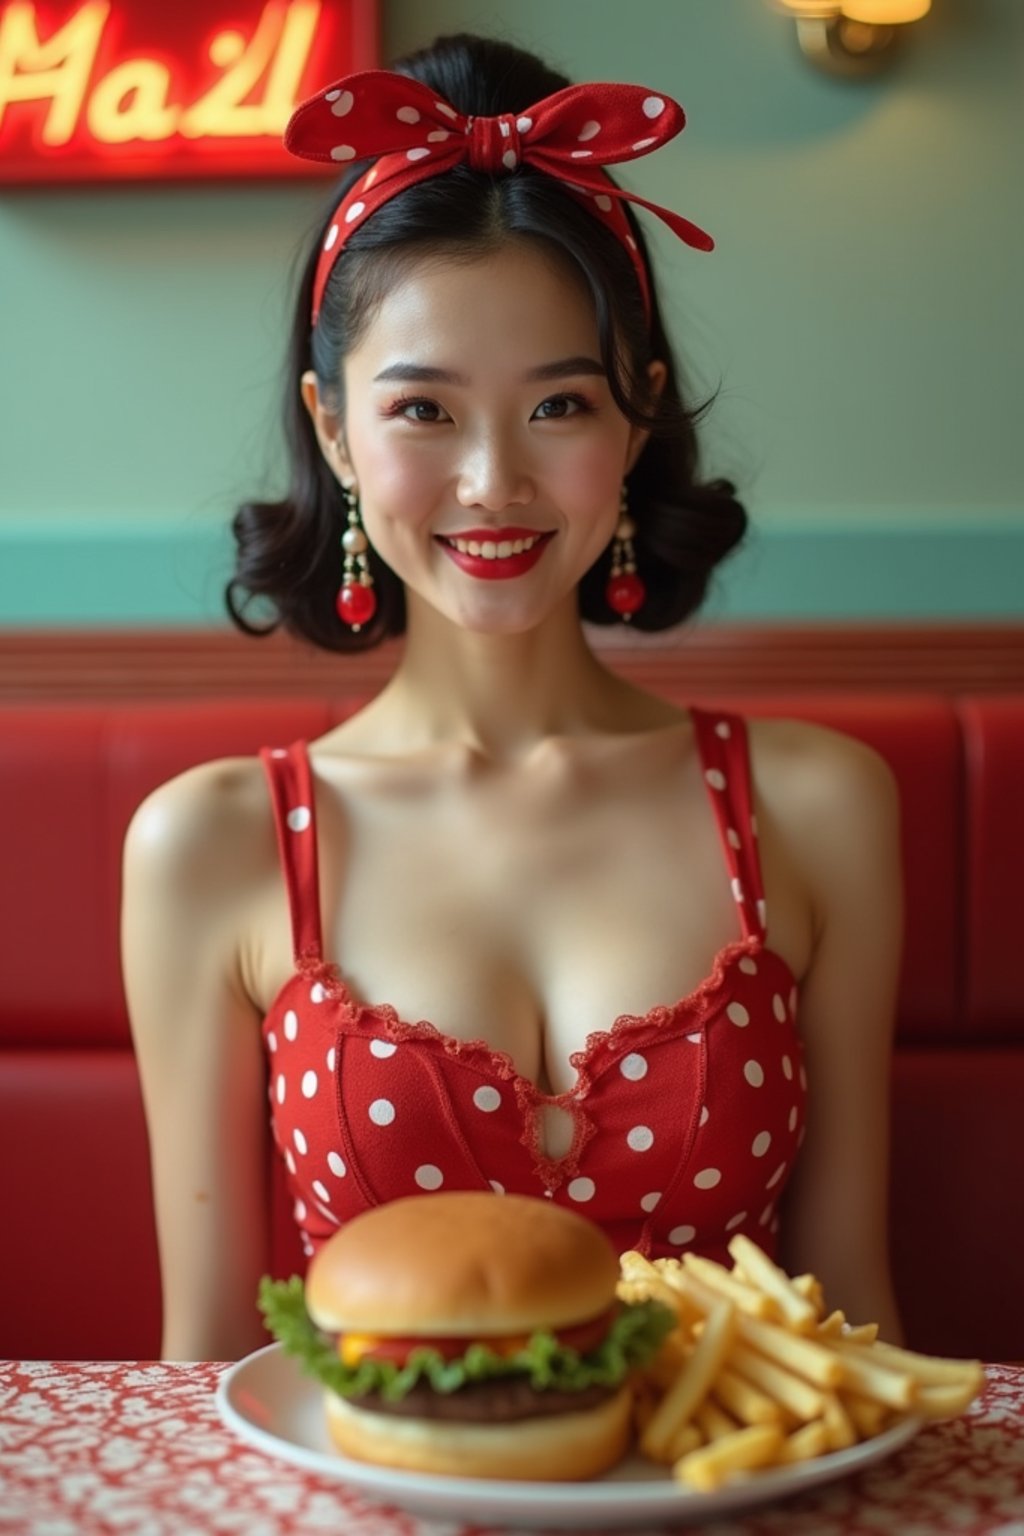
[
  {"x1": 525, "y1": 356, "x2": 606, "y2": 382},
  {"x1": 373, "y1": 363, "x2": 467, "y2": 384},
  {"x1": 372, "y1": 356, "x2": 606, "y2": 385}
]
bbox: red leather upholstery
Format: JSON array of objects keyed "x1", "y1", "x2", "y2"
[
  {"x1": 960, "y1": 697, "x2": 1024, "y2": 1040},
  {"x1": 0, "y1": 694, "x2": 1018, "y2": 1360},
  {"x1": 889, "y1": 1050, "x2": 1024, "y2": 1361},
  {"x1": 0, "y1": 701, "x2": 335, "y2": 1051},
  {"x1": 0, "y1": 1052, "x2": 162, "y2": 1360}
]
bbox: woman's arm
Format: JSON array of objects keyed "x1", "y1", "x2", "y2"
[
  {"x1": 762, "y1": 723, "x2": 905, "y2": 1344},
  {"x1": 122, "y1": 760, "x2": 274, "y2": 1362}
]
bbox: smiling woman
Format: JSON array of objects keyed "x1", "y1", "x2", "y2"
[
  {"x1": 224, "y1": 35, "x2": 743, "y2": 651},
  {"x1": 300, "y1": 243, "x2": 661, "y2": 640},
  {"x1": 121, "y1": 30, "x2": 906, "y2": 1368}
]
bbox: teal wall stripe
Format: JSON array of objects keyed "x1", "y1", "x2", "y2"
[
  {"x1": 712, "y1": 527, "x2": 1024, "y2": 621},
  {"x1": 2, "y1": 522, "x2": 1020, "y2": 627}
]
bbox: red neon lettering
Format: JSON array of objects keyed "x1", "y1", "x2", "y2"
[
  {"x1": 182, "y1": 1, "x2": 322, "y2": 139},
  {"x1": 0, "y1": 1, "x2": 107, "y2": 146},
  {"x1": 88, "y1": 56, "x2": 178, "y2": 143},
  {"x1": 0, "y1": 0, "x2": 322, "y2": 150}
]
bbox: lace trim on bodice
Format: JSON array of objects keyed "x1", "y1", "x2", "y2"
[{"x1": 288, "y1": 932, "x2": 783, "y2": 1191}]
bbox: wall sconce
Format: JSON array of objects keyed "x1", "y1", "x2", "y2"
[{"x1": 772, "y1": 1, "x2": 932, "y2": 78}]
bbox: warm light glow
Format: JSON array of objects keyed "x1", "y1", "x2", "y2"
[
  {"x1": 774, "y1": 2, "x2": 840, "y2": 14},
  {"x1": 772, "y1": 0, "x2": 933, "y2": 77},
  {"x1": 208, "y1": 30, "x2": 246, "y2": 68},
  {"x1": 840, "y1": 0, "x2": 931, "y2": 21}
]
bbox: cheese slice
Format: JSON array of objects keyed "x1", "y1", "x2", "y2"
[
  {"x1": 338, "y1": 1332, "x2": 381, "y2": 1367},
  {"x1": 337, "y1": 1331, "x2": 531, "y2": 1367}
]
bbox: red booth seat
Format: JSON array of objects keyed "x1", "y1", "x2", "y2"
[{"x1": 1, "y1": 693, "x2": 1020, "y2": 1361}]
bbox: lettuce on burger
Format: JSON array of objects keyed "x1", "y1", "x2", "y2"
[{"x1": 259, "y1": 1190, "x2": 675, "y2": 1480}]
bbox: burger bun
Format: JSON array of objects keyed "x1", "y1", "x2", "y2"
[
  {"x1": 324, "y1": 1383, "x2": 634, "y2": 1480},
  {"x1": 307, "y1": 1191, "x2": 621, "y2": 1337}
]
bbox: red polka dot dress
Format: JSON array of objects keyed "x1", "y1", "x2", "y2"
[{"x1": 259, "y1": 707, "x2": 806, "y2": 1267}]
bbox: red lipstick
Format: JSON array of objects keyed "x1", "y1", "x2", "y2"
[{"x1": 435, "y1": 528, "x2": 555, "y2": 582}]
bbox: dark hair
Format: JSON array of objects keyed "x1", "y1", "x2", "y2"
[{"x1": 226, "y1": 33, "x2": 747, "y2": 651}]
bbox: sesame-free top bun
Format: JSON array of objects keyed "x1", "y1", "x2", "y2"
[{"x1": 306, "y1": 1191, "x2": 620, "y2": 1336}]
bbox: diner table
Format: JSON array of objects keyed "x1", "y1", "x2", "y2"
[{"x1": 1, "y1": 1358, "x2": 1023, "y2": 1535}]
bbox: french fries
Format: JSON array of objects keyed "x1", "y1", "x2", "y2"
[
  {"x1": 778, "y1": 1419, "x2": 830, "y2": 1464},
  {"x1": 619, "y1": 1235, "x2": 984, "y2": 1493},
  {"x1": 641, "y1": 1294, "x2": 736, "y2": 1462},
  {"x1": 713, "y1": 1365, "x2": 782, "y2": 1427},
  {"x1": 728, "y1": 1234, "x2": 819, "y2": 1333},
  {"x1": 677, "y1": 1424, "x2": 785, "y2": 1492}
]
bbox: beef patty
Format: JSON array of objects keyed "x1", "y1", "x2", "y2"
[{"x1": 346, "y1": 1375, "x2": 620, "y2": 1423}]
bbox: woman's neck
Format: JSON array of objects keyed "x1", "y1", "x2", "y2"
[{"x1": 353, "y1": 593, "x2": 672, "y2": 762}]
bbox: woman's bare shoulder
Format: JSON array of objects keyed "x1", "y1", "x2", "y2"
[
  {"x1": 123, "y1": 755, "x2": 277, "y2": 896},
  {"x1": 746, "y1": 714, "x2": 901, "y2": 919},
  {"x1": 746, "y1": 713, "x2": 898, "y2": 815}
]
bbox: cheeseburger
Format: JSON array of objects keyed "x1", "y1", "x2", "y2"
[{"x1": 259, "y1": 1191, "x2": 674, "y2": 1480}]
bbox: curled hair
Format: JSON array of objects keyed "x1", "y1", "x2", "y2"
[{"x1": 227, "y1": 33, "x2": 747, "y2": 651}]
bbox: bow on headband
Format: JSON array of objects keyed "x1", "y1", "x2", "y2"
[{"x1": 285, "y1": 70, "x2": 714, "y2": 325}]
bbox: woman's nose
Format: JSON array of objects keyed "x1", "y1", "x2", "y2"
[{"x1": 456, "y1": 434, "x2": 534, "y2": 511}]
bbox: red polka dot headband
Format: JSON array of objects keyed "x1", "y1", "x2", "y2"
[{"x1": 283, "y1": 70, "x2": 715, "y2": 326}]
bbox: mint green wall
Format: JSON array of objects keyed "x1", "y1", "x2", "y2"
[{"x1": 1, "y1": 0, "x2": 1021, "y2": 627}]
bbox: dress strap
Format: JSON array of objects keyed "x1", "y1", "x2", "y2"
[
  {"x1": 690, "y1": 705, "x2": 767, "y2": 943},
  {"x1": 259, "y1": 743, "x2": 323, "y2": 964}
]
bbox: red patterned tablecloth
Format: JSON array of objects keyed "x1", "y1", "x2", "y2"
[{"x1": 1, "y1": 1359, "x2": 1023, "y2": 1535}]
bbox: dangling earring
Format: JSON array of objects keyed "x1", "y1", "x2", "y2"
[
  {"x1": 335, "y1": 475, "x2": 377, "y2": 632},
  {"x1": 605, "y1": 482, "x2": 645, "y2": 621}
]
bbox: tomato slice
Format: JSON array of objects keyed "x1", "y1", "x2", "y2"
[
  {"x1": 356, "y1": 1333, "x2": 470, "y2": 1365},
  {"x1": 352, "y1": 1305, "x2": 617, "y2": 1368},
  {"x1": 549, "y1": 1306, "x2": 618, "y2": 1357}
]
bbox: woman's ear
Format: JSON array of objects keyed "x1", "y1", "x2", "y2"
[
  {"x1": 624, "y1": 359, "x2": 668, "y2": 474},
  {"x1": 300, "y1": 370, "x2": 356, "y2": 486}
]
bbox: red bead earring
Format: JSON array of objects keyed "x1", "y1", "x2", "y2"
[
  {"x1": 335, "y1": 477, "x2": 377, "y2": 632},
  {"x1": 605, "y1": 483, "x2": 645, "y2": 621}
]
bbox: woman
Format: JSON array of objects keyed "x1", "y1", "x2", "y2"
[{"x1": 122, "y1": 33, "x2": 904, "y2": 1363}]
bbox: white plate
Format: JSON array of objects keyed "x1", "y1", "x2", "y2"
[{"x1": 216, "y1": 1342, "x2": 922, "y2": 1530}]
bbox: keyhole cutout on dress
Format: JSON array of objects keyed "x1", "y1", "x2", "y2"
[{"x1": 538, "y1": 1102, "x2": 578, "y2": 1161}]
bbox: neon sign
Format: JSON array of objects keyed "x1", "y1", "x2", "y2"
[{"x1": 0, "y1": 0, "x2": 378, "y2": 182}]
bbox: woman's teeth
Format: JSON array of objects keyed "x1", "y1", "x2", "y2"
[{"x1": 443, "y1": 534, "x2": 543, "y2": 559}]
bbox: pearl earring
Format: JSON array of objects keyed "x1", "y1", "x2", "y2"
[
  {"x1": 604, "y1": 483, "x2": 645, "y2": 620},
  {"x1": 335, "y1": 474, "x2": 377, "y2": 632}
]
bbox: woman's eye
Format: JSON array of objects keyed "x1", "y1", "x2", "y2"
[
  {"x1": 394, "y1": 398, "x2": 449, "y2": 423},
  {"x1": 533, "y1": 394, "x2": 589, "y2": 420}
]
